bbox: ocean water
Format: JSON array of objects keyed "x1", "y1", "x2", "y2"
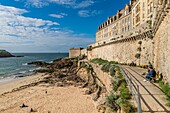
[{"x1": 0, "y1": 53, "x2": 68, "y2": 79}]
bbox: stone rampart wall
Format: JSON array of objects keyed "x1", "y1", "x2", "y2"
[
  {"x1": 89, "y1": 37, "x2": 154, "y2": 66},
  {"x1": 80, "y1": 49, "x2": 87, "y2": 56},
  {"x1": 85, "y1": 10, "x2": 170, "y2": 83},
  {"x1": 154, "y1": 10, "x2": 170, "y2": 82},
  {"x1": 69, "y1": 48, "x2": 81, "y2": 58}
]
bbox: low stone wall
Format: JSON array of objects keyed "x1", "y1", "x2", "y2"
[
  {"x1": 77, "y1": 62, "x2": 112, "y2": 92},
  {"x1": 90, "y1": 63, "x2": 112, "y2": 92}
]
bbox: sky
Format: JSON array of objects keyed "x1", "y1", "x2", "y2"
[{"x1": 0, "y1": 0, "x2": 129, "y2": 53}]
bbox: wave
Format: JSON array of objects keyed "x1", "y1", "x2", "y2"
[
  {"x1": 48, "y1": 61, "x2": 53, "y2": 63},
  {"x1": 22, "y1": 63, "x2": 28, "y2": 66},
  {"x1": 18, "y1": 71, "x2": 27, "y2": 74}
]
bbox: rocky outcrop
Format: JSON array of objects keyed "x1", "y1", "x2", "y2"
[
  {"x1": 28, "y1": 58, "x2": 106, "y2": 100},
  {"x1": 28, "y1": 61, "x2": 50, "y2": 67},
  {"x1": 27, "y1": 58, "x2": 85, "y2": 87},
  {"x1": 0, "y1": 50, "x2": 14, "y2": 58}
]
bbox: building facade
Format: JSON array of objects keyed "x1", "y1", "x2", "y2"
[
  {"x1": 131, "y1": 0, "x2": 153, "y2": 28},
  {"x1": 96, "y1": 4, "x2": 131, "y2": 42},
  {"x1": 96, "y1": 0, "x2": 154, "y2": 44}
]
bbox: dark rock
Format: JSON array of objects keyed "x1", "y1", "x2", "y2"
[
  {"x1": 85, "y1": 90, "x2": 92, "y2": 95},
  {"x1": 16, "y1": 75, "x2": 25, "y2": 78},
  {"x1": 15, "y1": 56, "x2": 24, "y2": 57},
  {"x1": 20, "y1": 103, "x2": 28, "y2": 108},
  {"x1": 28, "y1": 61, "x2": 49, "y2": 67},
  {"x1": 52, "y1": 58, "x2": 75, "y2": 69},
  {"x1": 30, "y1": 108, "x2": 36, "y2": 112},
  {"x1": 0, "y1": 50, "x2": 15, "y2": 58}
]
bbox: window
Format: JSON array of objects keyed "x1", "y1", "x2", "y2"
[
  {"x1": 147, "y1": 0, "x2": 150, "y2": 3},
  {"x1": 111, "y1": 18, "x2": 113, "y2": 23},
  {"x1": 108, "y1": 20, "x2": 110, "y2": 25},
  {"x1": 122, "y1": 20, "x2": 124, "y2": 24},
  {"x1": 114, "y1": 16, "x2": 117, "y2": 21},
  {"x1": 143, "y1": 2, "x2": 145, "y2": 11},
  {"x1": 104, "y1": 28, "x2": 108, "y2": 33},
  {"x1": 128, "y1": 26, "x2": 130, "y2": 31},
  {"x1": 148, "y1": 8, "x2": 150, "y2": 15},
  {"x1": 105, "y1": 22, "x2": 107, "y2": 26},
  {"x1": 104, "y1": 33, "x2": 108, "y2": 38},
  {"x1": 122, "y1": 28, "x2": 124, "y2": 32},
  {"x1": 143, "y1": 13, "x2": 145, "y2": 18},
  {"x1": 136, "y1": 4, "x2": 140, "y2": 14},
  {"x1": 150, "y1": 3, "x2": 153, "y2": 12},
  {"x1": 136, "y1": 14, "x2": 140, "y2": 23}
]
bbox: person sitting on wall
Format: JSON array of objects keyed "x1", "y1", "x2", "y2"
[{"x1": 143, "y1": 66, "x2": 156, "y2": 82}]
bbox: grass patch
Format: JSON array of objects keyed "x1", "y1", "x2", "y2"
[
  {"x1": 106, "y1": 68, "x2": 135, "y2": 113},
  {"x1": 159, "y1": 80, "x2": 170, "y2": 106},
  {"x1": 91, "y1": 58, "x2": 108, "y2": 65},
  {"x1": 92, "y1": 58, "x2": 135, "y2": 112},
  {"x1": 106, "y1": 93, "x2": 120, "y2": 112},
  {"x1": 91, "y1": 58, "x2": 118, "y2": 65}
]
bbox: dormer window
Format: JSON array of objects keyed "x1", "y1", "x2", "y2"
[
  {"x1": 114, "y1": 16, "x2": 117, "y2": 21},
  {"x1": 111, "y1": 18, "x2": 113, "y2": 23},
  {"x1": 108, "y1": 20, "x2": 110, "y2": 24}
]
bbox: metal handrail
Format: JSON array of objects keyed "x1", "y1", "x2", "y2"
[{"x1": 119, "y1": 65, "x2": 142, "y2": 113}]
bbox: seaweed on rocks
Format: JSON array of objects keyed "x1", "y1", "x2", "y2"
[{"x1": 0, "y1": 58, "x2": 85, "y2": 96}]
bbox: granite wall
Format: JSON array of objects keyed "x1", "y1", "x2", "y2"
[{"x1": 153, "y1": 10, "x2": 170, "y2": 82}]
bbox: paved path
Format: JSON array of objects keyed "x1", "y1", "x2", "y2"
[{"x1": 121, "y1": 65, "x2": 170, "y2": 113}]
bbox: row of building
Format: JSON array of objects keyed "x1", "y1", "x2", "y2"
[
  {"x1": 69, "y1": 0, "x2": 155, "y2": 59},
  {"x1": 96, "y1": 0, "x2": 154, "y2": 42}
]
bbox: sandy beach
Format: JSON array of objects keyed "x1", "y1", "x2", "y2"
[{"x1": 0, "y1": 73, "x2": 97, "y2": 113}]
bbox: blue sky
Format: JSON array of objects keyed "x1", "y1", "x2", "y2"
[{"x1": 0, "y1": 0, "x2": 129, "y2": 52}]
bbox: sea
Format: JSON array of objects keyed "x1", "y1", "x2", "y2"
[{"x1": 0, "y1": 53, "x2": 68, "y2": 81}]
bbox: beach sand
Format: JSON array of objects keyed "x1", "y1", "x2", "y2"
[{"x1": 0, "y1": 74, "x2": 97, "y2": 113}]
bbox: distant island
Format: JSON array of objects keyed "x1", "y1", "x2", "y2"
[{"x1": 0, "y1": 50, "x2": 23, "y2": 58}]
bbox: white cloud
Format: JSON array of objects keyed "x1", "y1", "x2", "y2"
[
  {"x1": 15, "y1": 0, "x2": 95, "y2": 9},
  {"x1": 78, "y1": 10, "x2": 102, "y2": 17},
  {"x1": 0, "y1": 5, "x2": 94, "y2": 52},
  {"x1": 49, "y1": 0, "x2": 76, "y2": 5},
  {"x1": 49, "y1": 13, "x2": 68, "y2": 18},
  {"x1": 0, "y1": 5, "x2": 28, "y2": 14},
  {"x1": 24, "y1": 0, "x2": 49, "y2": 8},
  {"x1": 73, "y1": 0, "x2": 95, "y2": 9}
]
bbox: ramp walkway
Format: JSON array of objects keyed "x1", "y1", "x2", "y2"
[{"x1": 120, "y1": 65, "x2": 170, "y2": 113}]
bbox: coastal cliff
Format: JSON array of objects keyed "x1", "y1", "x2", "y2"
[{"x1": 0, "y1": 50, "x2": 14, "y2": 58}]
